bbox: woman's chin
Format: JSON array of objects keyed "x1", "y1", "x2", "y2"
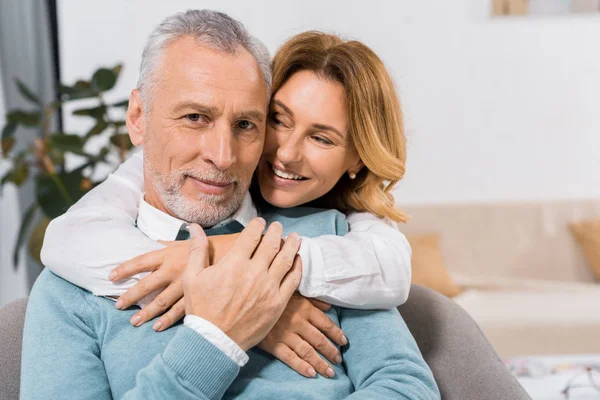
[{"x1": 261, "y1": 191, "x2": 305, "y2": 209}]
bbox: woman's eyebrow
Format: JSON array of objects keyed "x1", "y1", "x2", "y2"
[
  {"x1": 272, "y1": 99, "x2": 294, "y2": 117},
  {"x1": 312, "y1": 124, "x2": 344, "y2": 140}
]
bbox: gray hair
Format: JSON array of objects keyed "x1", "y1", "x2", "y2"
[{"x1": 137, "y1": 10, "x2": 272, "y2": 109}]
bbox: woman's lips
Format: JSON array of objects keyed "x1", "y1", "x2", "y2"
[
  {"x1": 265, "y1": 165, "x2": 307, "y2": 188},
  {"x1": 187, "y1": 176, "x2": 233, "y2": 195}
]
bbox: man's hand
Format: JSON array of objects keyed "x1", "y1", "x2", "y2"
[
  {"x1": 183, "y1": 218, "x2": 303, "y2": 351},
  {"x1": 258, "y1": 293, "x2": 348, "y2": 378}
]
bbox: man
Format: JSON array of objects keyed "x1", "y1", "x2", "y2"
[{"x1": 21, "y1": 10, "x2": 439, "y2": 399}]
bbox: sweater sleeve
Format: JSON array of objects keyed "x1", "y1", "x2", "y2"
[
  {"x1": 40, "y1": 150, "x2": 164, "y2": 298},
  {"x1": 296, "y1": 212, "x2": 412, "y2": 309},
  {"x1": 20, "y1": 270, "x2": 239, "y2": 400},
  {"x1": 339, "y1": 307, "x2": 440, "y2": 400}
]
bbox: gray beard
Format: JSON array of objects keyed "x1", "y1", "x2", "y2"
[{"x1": 147, "y1": 164, "x2": 248, "y2": 227}]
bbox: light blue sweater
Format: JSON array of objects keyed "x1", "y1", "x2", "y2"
[{"x1": 21, "y1": 207, "x2": 440, "y2": 399}]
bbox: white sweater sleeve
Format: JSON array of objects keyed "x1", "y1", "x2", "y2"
[
  {"x1": 296, "y1": 212, "x2": 412, "y2": 309},
  {"x1": 40, "y1": 151, "x2": 164, "y2": 298}
]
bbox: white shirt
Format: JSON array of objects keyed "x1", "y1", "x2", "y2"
[{"x1": 41, "y1": 150, "x2": 412, "y2": 311}]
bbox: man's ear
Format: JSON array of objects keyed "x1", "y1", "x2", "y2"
[{"x1": 126, "y1": 89, "x2": 145, "y2": 146}]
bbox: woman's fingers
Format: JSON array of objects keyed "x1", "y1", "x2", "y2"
[
  {"x1": 185, "y1": 224, "x2": 209, "y2": 277},
  {"x1": 287, "y1": 334, "x2": 335, "y2": 378},
  {"x1": 266, "y1": 342, "x2": 316, "y2": 378},
  {"x1": 308, "y1": 298, "x2": 331, "y2": 312},
  {"x1": 129, "y1": 282, "x2": 183, "y2": 327},
  {"x1": 115, "y1": 271, "x2": 168, "y2": 310},
  {"x1": 109, "y1": 249, "x2": 165, "y2": 281},
  {"x1": 152, "y1": 298, "x2": 186, "y2": 332},
  {"x1": 299, "y1": 320, "x2": 342, "y2": 365},
  {"x1": 309, "y1": 307, "x2": 347, "y2": 347}
]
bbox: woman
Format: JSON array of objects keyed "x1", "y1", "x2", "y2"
[{"x1": 41, "y1": 31, "x2": 412, "y2": 378}]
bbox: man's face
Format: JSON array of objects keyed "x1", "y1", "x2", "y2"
[{"x1": 128, "y1": 36, "x2": 268, "y2": 227}]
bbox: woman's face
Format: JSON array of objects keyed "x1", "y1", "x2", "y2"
[{"x1": 257, "y1": 70, "x2": 362, "y2": 208}]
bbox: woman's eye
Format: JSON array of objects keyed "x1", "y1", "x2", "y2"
[
  {"x1": 313, "y1": 136, "x2": 333, "y2": 146},
  {"x1": 269, "y1": 113, "x2": 285, "y2": 127},
  {"x1": 237, "y1": 120, "x2": 255, "y2": 130}
]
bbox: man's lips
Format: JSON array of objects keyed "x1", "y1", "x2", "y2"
[{"x1": 186, "y1": 176, "x2": 233, "y2": 195}]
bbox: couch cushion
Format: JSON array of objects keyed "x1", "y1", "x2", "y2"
[
  {"x1": 569, "y1": 218, "x2": 600, "y2": 281},
  {"x1": 402, "y1": 199, "x2": 600, "y2": 283},
  {"x1": 0, "y1": 297, "x2": 28, "y2": 400},
  {"x1": 454, "y1": 288, "x2": 600, "y2": 356},
  {"x1": 407, "y1": 233, "x2": 462, "y2": 297}
]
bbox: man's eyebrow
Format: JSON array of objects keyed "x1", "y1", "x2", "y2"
[
  {"x1": 172, "y1": 102, "x2": 219, "y2": 115},
  {"x1": 272, "y1": 99, "x2": 294, "y2": 117},
  {"x1": 312, "y1": 124, "x2": 345, "y2": 140},
  {"x1": 236, "y1": 109, "x2": 265, "y2": 123}
]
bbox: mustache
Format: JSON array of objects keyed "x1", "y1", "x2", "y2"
[{"x1": 173, "y1": 168, "x2": 240, "y2": 185}]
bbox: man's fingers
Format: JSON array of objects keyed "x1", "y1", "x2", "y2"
[
  {"x1": 110, "y1": 250, "x2": 165, "y2": 281},
  {"x1": 129, "y1": 283, "x2": 183, "y2": 327},
  {"x1": 186, "y1": 224, "x2": 209, "y2": 277},
  {"x1": 279, "y1": 256, "x2": 303, "y2": 301},
  {"x1": 152, "y1": 298, "x2": 186, "y2": 332},
  {"x1": 251, "y1": 221, "x2": 283, "y2": 266},
  {"x1": 309, "y1": 308, "x2": 347, "y2": 347},
  {"x1": 115, "y1": 272, "x2": 168, "y2": 310},
  {"x1": 288, "y1": 334, "x2": 335, "y2": 378},
  {"x1": 269, "y1": 233, "x2": 302, "y2": 283},
  {"x1": 229, "y1": 217, "x2": 266, "y2": 260},
  {"x1": 299, "y1": 321, "x2": 342, "y2": 365},
  {"x1": 308, "y1": 298, "x2": 331, "y2": 312},
  {"x1": 270, "y1": 342, "x2": 316, "y2": 378}
]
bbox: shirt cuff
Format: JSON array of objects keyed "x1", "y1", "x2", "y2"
[{"x1": 184, "y1": 315, "x2": 249, "y2": 367}]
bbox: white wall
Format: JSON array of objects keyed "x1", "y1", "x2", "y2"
[
  {"x1": 57, "y1": 0, "x2": 600, "y2": 205},
  {"x1": 0, "y1": 55, "x2": 29, "y2": 307}
]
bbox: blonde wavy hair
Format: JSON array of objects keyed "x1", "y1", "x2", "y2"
[{"x1": 270, "y1": 31, "x2": 407, "y2": 222}]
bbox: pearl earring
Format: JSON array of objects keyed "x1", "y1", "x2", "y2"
[{"x1": 349, "y1": 172, "x2": 357, "y2": 180}]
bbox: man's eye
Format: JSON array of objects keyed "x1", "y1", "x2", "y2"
[
  {"x1": 237, "y1": 120, "x2": 255, "y2": 130},
  {"x1": 186, "y1": 114, "x2": 205, "y2": 122}
]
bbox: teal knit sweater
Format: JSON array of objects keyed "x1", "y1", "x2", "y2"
[{"x1": 21, "y1": 207, "x2": 440, "y2": 399}]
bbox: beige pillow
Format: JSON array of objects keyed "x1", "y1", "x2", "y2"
[
  {"x1": 569, "y1": 218, "x2": 600, "y2": 281},
  {"x1": 407, "y1": 233, "x2": 462, "y2": 297}
]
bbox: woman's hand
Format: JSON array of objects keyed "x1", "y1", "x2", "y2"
[
  {"x1": 258, "y1": 293, "x2": 348, "y2": 378},
  {"x1": 110, "y1": 232, "x2": 242, "y2": 331},
  {"x1": 110, "y1": 240, "x2": 189, "y2": 330}
]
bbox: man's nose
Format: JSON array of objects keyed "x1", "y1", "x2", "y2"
[{"x1": 202, "y1": 125, "x2": 237, "y2": 171}]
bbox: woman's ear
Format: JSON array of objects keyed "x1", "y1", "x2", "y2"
[
  {"x1": 126, "y1": 89, "x2": 145, "y2": 146},
  {"x1": 349, "y1": 160, "x2": 365, "y2": 177}
]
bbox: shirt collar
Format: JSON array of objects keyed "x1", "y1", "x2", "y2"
[{"x1": 136, "y1": 192, "x2": 257, "y2": 241}]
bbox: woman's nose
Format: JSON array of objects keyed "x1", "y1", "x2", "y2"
[{"x1": 275, "y1": 133, "x2": 303, "y2": 164}]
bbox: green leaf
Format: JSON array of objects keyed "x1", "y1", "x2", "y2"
[
  {"x1": 85, "y1": 119, "x2": 108, "y2": 138},
  {"x1": 59, "y1": 82, "x2": 96, "y2": 101},
  {"x1": 27, "y1": 216, "x2": 50, "y2": 266},
  {"x1": 6, "y1": 156, "x2": 29, "y2": 186},
  {"x1": 12, "y1": 203, "x2": 38, "y2": 268},
  {"x1": 2, "y1": 122, "x2": 18, "y2": 139},
  {"x1": 72, "y1": 105, "x2": 106, "y2": 119},
  {"x1": 112, "y1": 64, "x2": 123, "y2": 80},
  {"x1": 1, "y1": 137, "x2": 15, "y2": 155},
  {"x1": 36, "y1": 169, "x2": 87, "y2": 219},
  {"x1": 50, "y1": 133, "x2": 85, "y2": 154},
  {"x1": 14, "y1": 79, "x2": 42, "y2": 106},
  {"x1": 111, "y1": 99, "x2": 129, "y2": 108},
  {"x1": 91, "y1": 68, "x2": 117, "y2": 92},
  {"x1": 110, "y1": 133, "x2": 133, "y2": 150},
  {"x1": 7, "y1": 110, "x2": 41, "y2": 127}
]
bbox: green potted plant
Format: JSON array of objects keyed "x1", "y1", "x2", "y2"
[{"x1": 0, "y1": 64, "x2": 133, "y2": 267}]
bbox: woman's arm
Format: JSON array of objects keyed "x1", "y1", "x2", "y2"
[
  {"x1": 296, "y1": 212, "x2": 412, "y2": 309},
  {"x1": 40, "y1": 150, "x2": 164, "y2": 297}
]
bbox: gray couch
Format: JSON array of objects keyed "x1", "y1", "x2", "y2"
[{"x1": 0, "y1": 285, "x2": 530, "y2": 400}]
